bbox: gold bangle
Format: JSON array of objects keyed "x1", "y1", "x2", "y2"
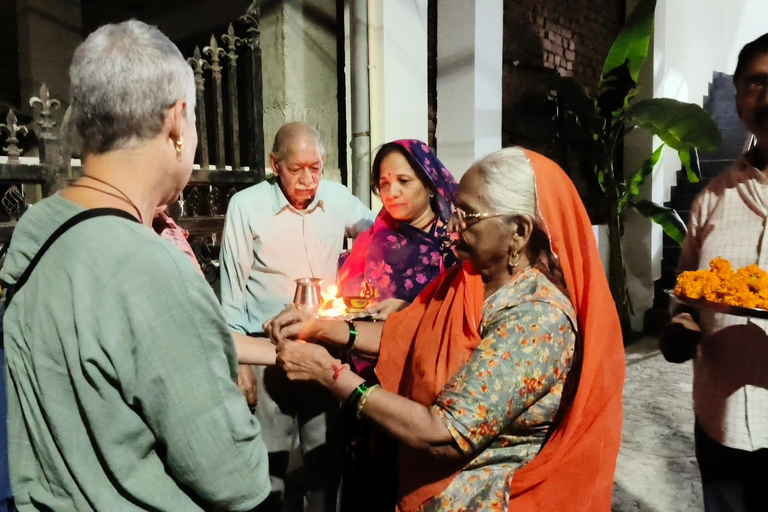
[{"x1": 356, "y1": 384, "x2": 380, "y2": 419}]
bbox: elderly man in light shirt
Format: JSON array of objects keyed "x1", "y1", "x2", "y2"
[
  {"x1": 220, "y1": 122, "x2": 374, "y2": 511},
  {"x1": 660, "y1": 33, "x2": 768, "y2": 512}
]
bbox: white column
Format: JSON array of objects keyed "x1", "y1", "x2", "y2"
[
  {"x1": 435, "y1": 0, "x2": 503, "y2": 178},
  {"x1": 368, "y1": 0, "x2": 428, "y2": 149}
]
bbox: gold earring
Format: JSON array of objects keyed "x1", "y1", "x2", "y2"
[
  {"x1": 174, "y1": 136, "x2": 184, "y2": 155},
  {"x1": 508, "y1": 248, "x2": 521, "y2": 272}
]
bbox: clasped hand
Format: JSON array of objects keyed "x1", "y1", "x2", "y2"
[
  {"x1": 263, "y1": 307, "x2": 345, "y2": 386},
  {"x1": 658, "y1": 312, "x2": 702, "y2": 363},
  {"x1": 263, "y1": 306, "x2": 318, "y2": 344}
]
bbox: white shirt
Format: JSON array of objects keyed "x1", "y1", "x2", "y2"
[
  {"x1": 219, "y1": 178, "x2": 375, "y2": 333},
  {"x1": 677, "y1": 153, "x2": 768, "y2": 451}
]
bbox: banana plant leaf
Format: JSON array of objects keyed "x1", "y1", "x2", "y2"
[
  {"x1": 598, "y1": 59, "x2": 637, "y2": 122},
  {"x1": 540, "y1": 75, "x2": 596, "y2": 123},
  {"x1": 619, "y1": 143, "x2": 665, "y2": 213},
  {"x1": 601, "y1": 0, "x2": 657, "y2": 83},
  {"x1": 630, "y1": 199, "x2": 687, "y2": 245},
  {"x1": 678, "y1": 148, "x2": 701, "y2": 184},
  {"x1": 625, "y1": 98, "x2": 722, "y2": 153}
]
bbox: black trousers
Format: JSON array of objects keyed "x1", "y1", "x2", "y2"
[{"x1": 695, "y1": 421, "x2": 768, "y2": 512}]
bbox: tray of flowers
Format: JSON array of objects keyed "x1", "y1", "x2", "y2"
[{"x1": 669, "y1": 257, "x2": 768, "y2": 319}]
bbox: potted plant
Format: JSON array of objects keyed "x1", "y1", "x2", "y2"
[{"x1": 541, "y1": 0, "x2": 722, "y2": 331}]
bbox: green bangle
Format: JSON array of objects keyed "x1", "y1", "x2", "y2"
[
  {"x1": 344, "y1": 320, "x2": 358, "y2": 352},
  {"x1": 345, "y1": 383, "x2": 367, "y2": 409},
  {"x1": 345, "y1": 380, "x2": 372, "y2": 410}
]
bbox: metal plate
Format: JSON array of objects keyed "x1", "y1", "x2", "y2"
[
  {"x1": 668, "y1": 291, "x2": 768, "y2": 319},
  {"x1": 316, "y1": 311, "x2": 381, "y2": 321}
]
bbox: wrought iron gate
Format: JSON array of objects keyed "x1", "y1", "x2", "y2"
[{"x1": 0, "y1": 3, "x2": 266, "y2": 288}]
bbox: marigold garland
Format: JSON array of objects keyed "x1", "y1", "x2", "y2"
[{"x1": 675, "y1": 257, "x2": 768, "y2": 309}]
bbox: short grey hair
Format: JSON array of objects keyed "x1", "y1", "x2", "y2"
[
  {"x1": 473, "y1": 147, "x2": 538, "y2": 221},
  {"x1": 270, "y1": 122, "x2": 326, "y2": 160},
  {"x1": 70, "y1": 20, "x2": 195, "y2": 155}
]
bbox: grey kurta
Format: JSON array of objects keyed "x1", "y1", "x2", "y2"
[{"x1": 2, "y1": 194, "x2": 269, "y2": 511}]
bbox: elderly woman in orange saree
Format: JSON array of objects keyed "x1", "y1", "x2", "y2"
[{"x1": 266, "y1": 147, "x2": 624, "y2": 511}]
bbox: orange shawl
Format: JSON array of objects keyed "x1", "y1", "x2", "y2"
[{"x1": 376, "y1": 149, "x2": 625, "y2": 511}]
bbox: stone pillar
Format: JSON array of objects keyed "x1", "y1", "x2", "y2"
[
  {"x1": 261, "y1": 0, "x2": 340, "y2": 181},
  {"x1": 16, "y1": 0, "x2": 82, "y2": 114},
  {"x1": 368, "y1": 0, "x2": 428, "y2": 149},
  {"x1": 0, "y1": 0, "x2": 21, "y2": 108},
  {"x1": 435, "y1": 0, "x2": 503, "y2": 178}
]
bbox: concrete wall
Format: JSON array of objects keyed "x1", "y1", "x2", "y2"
[
  {"x1": 653, "y1": 0, "x2": 767, "y2": 189},
  {"x1": 0, "y1": 0, "x2": 21, "y2": 109},
  {"x1": 16, "y1": 0, "x2": 83, "y2": 115},
  {"x1": 261, "y1": 0, "x2": 341, "y2": 181}
]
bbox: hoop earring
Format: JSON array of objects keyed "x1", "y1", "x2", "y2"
[
  {"x1": 174, "y1": 136, "x2": 184, "y2": 156},
  {"x1": 508, "y1": 248, "x2": 521, "y2": 273}
]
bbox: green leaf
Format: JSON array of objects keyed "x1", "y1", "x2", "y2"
[
  {"x1": 630, "y1": 200, "x2": 687, "y2": 245},
  {"x1": 596, "y1": 166, "x2": 607, "y2": 193},
  {"x1": 678, "y1": 149, "x2": 700, "y2": 183},
  {"x1": 625, "y1": 98, "x2": 723, "y2": 153},
  {"x1": 540, "y1": 75, "x2": 596, "y2": 122},
  {"x1": 619, "y1": 144, "x2": 665, "y2": 213},
  {"x1": 601, "y1": 0, "x2": 657, "y2": 83},
  {"x1": 598, "y1": 59, "x2": 637, "y2": 123}
]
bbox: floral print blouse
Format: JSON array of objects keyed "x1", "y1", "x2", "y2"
[{"x1": 420, "y1": 267, "x2": 577, "y2": 511}]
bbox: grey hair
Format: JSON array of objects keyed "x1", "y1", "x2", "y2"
[
  {"x1": 70, "y1": 20, "x2": 195, "y2": 155},
  {"x1": 472, "y1": 147, "x2": 538, "y2": 221},
  {"x1": 270, "y1": 122, "x2": 326, "y2": 159}
]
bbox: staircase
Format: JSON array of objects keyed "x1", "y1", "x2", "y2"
[{"x1": 643, "y1": 72, "x2": 751, "y2": 334}]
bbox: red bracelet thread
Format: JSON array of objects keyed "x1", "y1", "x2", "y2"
[{"x1": 332, "y1": 364, "x2": 344, "y2": 382}]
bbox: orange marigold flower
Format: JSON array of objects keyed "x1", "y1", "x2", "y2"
[{"x1": 675, "y1": 258, "x2": 768, "y2": 309}]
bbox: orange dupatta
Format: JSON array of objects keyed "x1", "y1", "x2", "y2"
[{"x1": 376, "y1": 149, "x2": 625, "y2": 511}]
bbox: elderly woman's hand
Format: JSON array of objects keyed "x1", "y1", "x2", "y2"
[
  {"x1": 367, "y1": 298, "x2": 409, "y2": 320},
  {"x1": 275, "y1": 340, "x2": 345, "y2": 388},
  {"x1": 263, "y1": 307, "x2": 318, "y2": 344}
]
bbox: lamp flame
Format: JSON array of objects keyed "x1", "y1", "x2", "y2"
[{"x1": 318, "y1": 284, "x2": 347, "y2": 317}]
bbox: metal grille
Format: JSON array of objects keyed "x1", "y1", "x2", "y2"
[{"x1": 0, "y1": 3, "x2": 266, "y2": 286}]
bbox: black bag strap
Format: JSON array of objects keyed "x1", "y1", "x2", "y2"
[{"x1": 2, "y1": 208, "x2": 140, "y2": 306}]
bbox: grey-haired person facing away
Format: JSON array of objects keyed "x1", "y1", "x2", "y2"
[{"x1": 1, "y1": 20, "x2": 269, "y2": 511}]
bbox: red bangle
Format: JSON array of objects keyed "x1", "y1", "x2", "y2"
[{"x1": 332, "y1": 364, "x2": 344, "y2": 382}]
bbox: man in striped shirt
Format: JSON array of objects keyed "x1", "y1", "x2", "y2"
[{"x1": 660, "y1": 33, "x2": 768, "y2": 512}]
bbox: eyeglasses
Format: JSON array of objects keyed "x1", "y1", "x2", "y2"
[{"x1": 450, "y1": 207, "x2": 505, "y2": 231}]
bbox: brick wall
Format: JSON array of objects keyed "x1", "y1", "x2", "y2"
[
  {"x1": 503, "y1": 0, "x2": 625, "y2": 222},
  {"x1": 532, "y1": 0, "x2": 624, "y2": 85}
]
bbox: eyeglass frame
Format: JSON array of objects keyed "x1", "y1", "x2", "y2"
[{"x1": 450, "y1": 206, "x2": 506, "y2": 231}]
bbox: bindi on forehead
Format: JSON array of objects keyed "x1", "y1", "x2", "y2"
[{"x1": 380, "y1": 168, "x2": 415, "y2": 178}]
